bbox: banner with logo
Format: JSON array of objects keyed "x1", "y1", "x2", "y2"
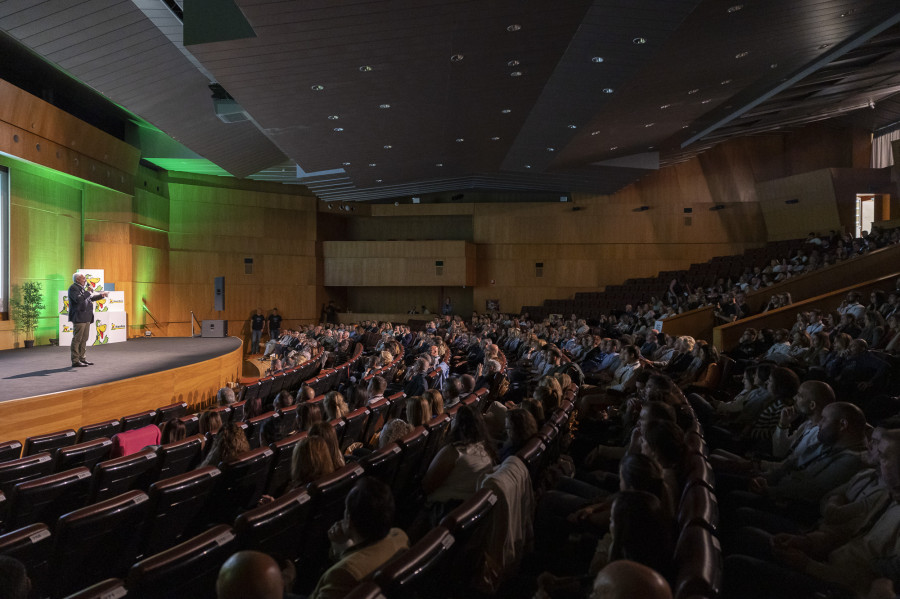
[
  {"x1": 59, "y1": 312, "x2": 127, "y2": 346},
  {"x1": 58, "y1": 269, "x2": 127, "y2": 346}
]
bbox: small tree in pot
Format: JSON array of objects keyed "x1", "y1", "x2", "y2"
[{"x1": 11, "y1": 281, "x2": 46, "y2": 347}]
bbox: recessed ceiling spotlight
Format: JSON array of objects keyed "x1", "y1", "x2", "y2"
[
  {"x1": 610, "y1": 146, "x2": 618, "y2": 150},
  {"x1": 643, "y1": 123, "x2": 655, "y2": 127},
  {"x1": 567, "y1": 124, "x2": 577, "y2": 129},
  {"x1": 547, "y1": 147, "x2": 555, "y2": 152},
  {"x1": 591, "y1": 56, "x2": 604, "y2": 63},
  {"x1": 510, "y1": 71, "x2": 523, "y2": 77},
  {"x1": 507, "y1": 24, "x2": 521, "y2": 32},
  {"x1": 507, "y1": 59, "x2": 520, "y2": 67},
  {"x1": 720, "y1": 79, "x2": 732, "y2": 85},
  {"x1": 602, "y1": 88, "x2": 614, "y2": 94},
  {"x1": 633, "y1": 37, "x2": 646, "y2": 44},
  {"x1": 383, "y1": 145, "x2": 392, "y2": 149},
  {"x1": 701, "y1": 99, "x2": 712, "y2": 104},
  {"x1": 375, "y1": 179, "x2": 382, "y2": 183},
  {"x1": 333, "y1": 127, "x2": 344, "y2": 132},
  {"x1": 450, "y1": 54, "x2": 464, "y2": 62},
  {"x1": 818, "y1": 43, "x2": 830, "y2": 49},
  {"x1": 328, "y1": 115, "x2": 339, "y2": 120},
  {"x1": 524, "y1": 165, "x2": 531, "y2": 169},
  {"x1": 501, "y1": 108, "x2": 512, "y2": 114},
  {"x1": 681, "y1": 125, "x2": 689, "y2": 129},
  {"x1": 648, "y1": 146, "x2": 655, "y2": 150},
  {"x1": 368, "y1": 163, "x2": 376, "y2": 167},
  {"x1": 841, "y1": 9, "x2": 855, "y2": 17},
  {"x1": 660, "y1": 104, "x2": 671, "y2": 109},
  {"x1": 735, "y1": 51, "x2": 749, "y2": 58},
  {"x1": 435, "y1": 163, "x2": 443, "y2": 167},
  {"x1": 379, "y1": 103, "x2": 391, "y2": 109},
  {"x1": 687, "y1": 88, "x2": 699, "y2": 94},
  {"x1": 359, "y1": 65, "x2": 373, "y2": 72},
  {"x1": 342, "y1": 162, "x2": 351, "y2": 166},
  {"x1": 727, "y1": 4, "x2": 743, "y2": 13},
  {"x1": 491, "y1": 136, "x2": 500, "y2": 141},
  {"x1": 770, "y1": 63, "x2": 779, "y2": 68},
  {"x1": 591, "y1": 131, "x2": 601, "y2": 136},
  {"x1": 311, "y1": 84, "x2": 324, "y2": 91}
]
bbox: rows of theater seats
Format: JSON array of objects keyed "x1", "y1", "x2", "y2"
[{"x1": 524, "y1": 238, "x2": 807, "y2": 319}]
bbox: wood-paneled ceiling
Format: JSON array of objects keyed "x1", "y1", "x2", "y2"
[{"x1": 2, "y1": 0, "x2": 900, "y2": 202}]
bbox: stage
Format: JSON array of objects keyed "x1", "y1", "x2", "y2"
[{"x1": 0, "y1": 337, "x2": 243, "y2": 443}]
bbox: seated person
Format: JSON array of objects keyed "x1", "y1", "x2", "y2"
[{"x1": 309, "y1": 478, "x2": 409, "y2": 599}]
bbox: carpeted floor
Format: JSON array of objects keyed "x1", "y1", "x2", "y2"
[{"x1": 0, "y1": 336, "x2": 242, "y2": 402}]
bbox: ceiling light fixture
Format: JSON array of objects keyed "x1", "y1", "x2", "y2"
[
  {"x1": 602, "y1": 88, "x2": 614, "y2": 94},
  {"x1": 435, "y1": 163, "x2": 443, "y2": 167},
  {"x1": 375, "y1": 179, "x2": 382, "y2": 183},
  {"x1": 379, "y1": 103, "x2": 391, "y2": 109},
  {"x1": 359, "y1": 65, "x2": 373, "y2": 72},
  {"x1": 368, "y1": 163, "x2": 376, "y2": 167},
  {"x1": 507, "y1": 59, "x2": 520, "y2": 67},
  {"x1": 633, "y1": 37, "x2": 646, "y2": 44},
  {"x1": 660, "y1": 104, "x2": 671, "y2": 109},
  {"x1": 643, "y1": 123, "x2": 654, "y2": 127},
  {"x1": 687, "y1": 88, "x2": 699, "y2": 94},
  {"x1": 568, "y1": 124, "x2": 577, "y2": 129},
  {"x1": 328, "y1": 115, "x2": 339, "y2": 120},
  {"x1": 610, "y1": 146, "x2": 618, "y2": 150},
  {"x1": 383, "y1": 145, "x2": 392, "y2": 149},
  {"x1": 311, "y1": 85, "x2": 324, "y2": 91},
  {"x1": 455, "y1": 138, "x2": 464, "y2": 142},
  {"x1": 450, "y1": 54, "x2": 464, "y2": 62},
  {"x1": 507, "y1": 24, "x2": 521, "y2": 32},
  {"x1": 547, "y1": 147, "x2": 555, "y2": 152},
  {"x1": 591, "y1": 131, "x2": 600, "y2": 136},
  {"x1": 770, "y1": 63, "x2": 779, "y2": 69},
  {"x1": 524, "y1": 165, "x2": 531, "y2": 169},
  {"x1": 491, "y1": 136, "x2": 500, "y2": 140},
  {"x1": 333, "y1": 127, "x2": 344, "y2": 132},
  {"x1": 501, "y1": 109, "x2": 512, "y2": 114},
  {"x1": 818, "y1": 43, "x2": 830, "y2": 49},
  {"x1": 342, "y1": 162, "x2": 351, "y2": 166},
  {"x1": 735, "y1": 51, "x2": 749, "y2": 58},
  {"x1": 727, "y1": 4, "x2": 743, "y2": 13},
  {"x1": 510, "y1": 71, "x2": 523, "y2": 77},
  {"x1": 841, "y1": 9, "x2": 855, "y2": 17},
  {"x1": 591, "y1": 56, "x2": 604, "y2": 63},
  {"x1": 720, "y1": 79, "x2": 731, "y2": 85},
  {"x1": 701, "y1": 99, "x2": 712, "y2": 104}
]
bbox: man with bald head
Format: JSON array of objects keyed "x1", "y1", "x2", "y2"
[
  {"x1": 770, "y1": 380, "x2": 834, "y2": 461},
  {"x1": 590, "y1": 560, "x2": 672, "y2": 599},
  {"x1": 216, "y1": 551, "x2": 284, "y2": 599}
]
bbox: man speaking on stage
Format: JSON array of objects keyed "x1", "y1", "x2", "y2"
[{"x1": 68, "y1": 272, "x2": 109, "y2": 367}]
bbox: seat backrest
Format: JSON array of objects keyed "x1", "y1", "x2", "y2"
[
  {"x1": 7, "y1": 467, "x2": 92, "y2": 531},
  {"x1": 265, "y1": 431, "x2": 307, "y2": 496},
  {"x1": 229, "y1": 400, "x2": 247, "y2": 423},
  {"x1": 685, "y1": 431, "x2": 709, "y2": 458},
  {"x1": 51, "y1": 490, "x2": 151, "y2": 597},
  {"x1": 0, "y1": 523, "x2": 52, "y2": 597},
  {"x1": 23, "y1": 429, "x2": 77, "y2": 457},
  {"x1": 277, "y1": 404, "x2": 298, "y2": 430},
  {"x1": 0, "y1": 440, "x2": 23, "y2": 463},
  {"x1": 684, "y1": 453, "x2": 715, "y2": 492},
  {"x1": 421, "y1": 413, "x2": 451, "y2": 469},
  {"x1": 300, "y1": 464, "x2": 365, "y2": 578},
  {"x1": 245, "y1": 411, "x2": 278, "y2": 449},
  {"x1": 515, "y1": 437, "x2": 546, "y2": 488},
  {"x1": 436, "y1": 488, "x2": 498, "y2": 590},
  {"x1": 330, "y1": 418, "x2": 347, "y2": 448},
  {"x1": 344, "y1": 581, "x2": 388, "y2": 599},
  {"x1": 127, "y1": 525, "x2": 236, "y2": 599},
  {"x1": 209, "y1": 447, "x2": 274, "y2": 524},
  {"x1": 233, "y1": 488, "x2": 312, "y2": 562},
  {"x1": 143, "y1": 466, "x2": 221, "y2": 556},
  {"x1": 154, "y1": 402, "x2": 188, "y2": 425},
  {"x1": 90, "y1": 448, "x2": 159, "y2": 503},
  {"x1": 178, "y1": 414, "x2": 200, "y2": 437},
  {"x1": 373, "y1": 526, "x2": 455, "y2": 599},
  {"x1": 393, "y1": 427, "x2": 429, "y2": 510},
  {"x1": 110, "y1": 425, "x2": 161, "y2": 458},
  {"x1": 342, "y1": 407, "x2": 370, "y2": 450},
  {"x1": 53, "y1": 438, "x2": 113, "y2": 473},
  {"x1": 0, "y1": 452, "x2": 55, "y2": 497},
  {"x1": 361, "y1": 443, "x2": 403, "y2": 486},
  {"x1": 154, "y1": 434, "x2": 204, "y2": 480},
  {"x1": 75, "y1": 420, "x2": 121, "y2": 443},
  {"x1": 120, "y1": 411, "x2": 158, "y2": 432},
  {"x1": 362, "y1": 398, "x2": 390, "y2": 446},
  {"x1": 62, "y1": 578, "x2": 128, "y2": 599},
  {"x1": 674, "y1": 524, "x2": 723, "y2": 599},
  {"x1": 678, "y1": 484, "x2": 719, "y2": 533}
]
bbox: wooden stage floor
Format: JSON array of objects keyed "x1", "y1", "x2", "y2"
[{"x1": 0, "y1": 337, "x2": 243, "y2": 442}]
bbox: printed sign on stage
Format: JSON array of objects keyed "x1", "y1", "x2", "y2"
[
  {"x1": 58, "y1": 290, "x2": 125, "y2": 314},
  {"x1": 59, "y1": 312, "x2": 127, "y2": 346},
  {"x1": 75, "y1": 269, "x2": 104, "y2": 293}
]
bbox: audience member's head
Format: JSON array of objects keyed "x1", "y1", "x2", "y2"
[
  {"x1": 451, "y1": 405, "x2": 499, "y2": 464},
  {"x1": 817, "y1": 402, "x2": 867, "y2": 448},
  {"x1": 460, "y1": 374, "x2": 476, "y2": 393},
  {"x1": 424, "y1": 389, "x2": 444, "y2": 416},
  {"x1": 218, "y1": 422, "x2": 250, "y2": 463},
  {"x1": 590, "y1": 560, "x2": 672, "y2": 599},
  {"x1": 323, "y1": 391, "x2": 349, "y2": 420},
  {"x1": 216, "y1": 550, "x2": 283, "y2": 599},
  {"x1": 767, "y1": 366, "x2": 800, "y2": 400},
  {"x1": 296, "y1": 385, "x2": 316, "y2": 404},
  {"x1": 273, "y1": 390, "x2": 294, "y2": 411},
  {"x1": 641, "y1": 420, "x2": 686, "y2": 471},
  {"x1": 521, "y1": 397, "x2": 546, "y2": 426},
  {"x1": 297, "y1": 402, "x2": 323, "y2": 432},
  {"x1": 608, "y1": 490, "x2": 672, "y2": 575},
  {"x1": 309, "y1": 421, "x2": 345, "y2": 470},
  {"x1": 290, "y1": 436, "x2": 335, "y2": 488},
  {"x1": 216, "y1": 386, "x2": 236, "y2": 406},
  {"x1": 342, "y1": 478, "x2": 396, "y2": 544},
  {"x1": 199, "y1": 409, "x2": 223, "y2": 436},
  {"x1": 405, "y1": 396, "x2": 432, "y2": 427},
  {"x1": 505, "y1": 408, "x2": 537, "y2": 451},
  {"x1": 794, "y1": 380, "x2": 835, "y2": 418},
  {"x1": 368, "y1": 376, "x2": 387, "y2": 399},
  {"x1": 379, "y1": 419, "x2": 413, "y2": 448},
  {"x1": 160, "y1": 418, "x2": 186, "y2": 445}
]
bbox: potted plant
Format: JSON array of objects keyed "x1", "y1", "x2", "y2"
[{"x1": 11, "y1": 281, "x2": 46, "y2": 348}]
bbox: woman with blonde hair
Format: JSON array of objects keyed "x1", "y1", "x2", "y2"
[
  {"x1": 424, "y1": 389, "x2": 444, "y2": 416},
  {"x1": 323, "y1": 391, "x2": 349, "y2": 420},
  {"x1": 309, "y1": 421, "x2": 345, "y2": 470},
  {"x1": 405, "y1": 396, "x2": 432, "y2": 427},
  {"x1": 290, "y1": 436, "x2": 335, "y2": 489}
]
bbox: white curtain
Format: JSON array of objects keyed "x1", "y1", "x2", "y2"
[{"x1": 871, "y1": 128, "x2": 900, "y2": 168}]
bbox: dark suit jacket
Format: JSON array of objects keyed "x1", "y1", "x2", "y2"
[{"x1": 68, "y1": 283, "x2": 102, "y2": 324}]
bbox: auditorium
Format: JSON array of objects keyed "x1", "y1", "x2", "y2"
[{"x1": 0, "y1": 1, "x2": 899, "y2": 598}]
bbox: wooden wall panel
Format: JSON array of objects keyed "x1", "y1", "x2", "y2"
[
  {"x1": 756, "y1": 170, "x2": 840, "y2": 241},
  {"x1": 323, "y1": 241, "x2": 475, "y2": 286},
  {"x1": 346, "y1": 287, "x2": 472, "y2": 316}
]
